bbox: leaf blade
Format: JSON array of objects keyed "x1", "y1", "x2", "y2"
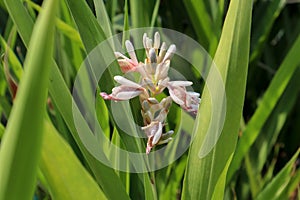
[
  {"x1": 182, "y1": 0, "x2": 252, "y2": 199},
  {"x1": 228, "y1": 33, "x2": 300, "y2": 182},
  {"x1": 0, "y1": 0, "x2": 58, "y2": 199},
  {"x1": 40, "y1": 119, "x2": 107, "y2": 200}
]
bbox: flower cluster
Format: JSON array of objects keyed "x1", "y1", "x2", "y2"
[{"x1": 101, "y1": 32, "x2": 200, "y2": 154}]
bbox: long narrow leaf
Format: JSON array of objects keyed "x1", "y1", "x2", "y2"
[
  {"x1": 0, "y1": 0, "x2": 58, "y2": 199},
  {"x1": 182, "y1": 0, "x2": 252, "y2": 199},
  {"x1": 255, "y1": 149, "x2": 300, "y2": 200},
  {"x1": 0, "y1": 123, "x2": 4, "y2": 139},
  {"x1": 183, "y1": 0, "x2": 219, "y2": 55},
  {"x1": 4, "y1": 0, "x2": 130, "y2": 199},
  {"x1": 93, "y1": 0, "x2": 113, "y2": 38},
  {"x1": 129, "y1": 0, "x2": 150, "y2": 28},
  {"x1": 65, "y1": 2, "x2": 155, "y2": 199},
  {"x1": 248, "y1": 68, "x2": 300, "y2": 175},
  {"x1": 250, "y1": 0, "x2": 286, "y2": 62},
  {"x1": 39, "y1": 118, "x2": 107, "y2": 200},
  {"x1": 228, "y1": 33, "x2": 300, "y2": 182}
]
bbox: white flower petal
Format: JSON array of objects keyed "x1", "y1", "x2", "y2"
[
  {"x1": 147, "y1": 97, "x2": 159, "y2": 104},
  {"x1": 168, "y1": 86, "x2": 185, "y2": 105},
  {"x1": 114, "y1": 76, "x2": 142, "y2": 88},
  {"x1": 157, "y1": 137, "x2": 172, "y2": 145},
  {"x1": 149, "y1": 48, "x2": 157, "y2": 63},
  {"x1": 162, "y1": 44, "x2": 176, "y2": 63},
  {"x1": 115, "y1": 90, "x2": 142, "y2": 100},
  {"x1": 187, "y1": 91, "x2": 200, "y2": 97},
  {"x1": 168, "y1": 81, "x2": 193, "y2": 87},
  {"x1": 142, "y1": 77, "x2": 155, "y2": 89},
  {"x1": 154, "y1": 63, "x2": 163, "y2": 81},
  {"x1": 125, "y1": 40, "x2": 138, "y2": 64},
  {"x1": 143, "y1": 33, "x2": 147, "y2": 48},
  {"x1": 117, "y1": 59, "x2": 137, "y2": 73},
  {"x1": 115, "y1": 52, "x2": 129, "y2": 60},
  {"x1": 158, "y1": 42, "x2": 167, "y2": 63},
  {"x1": 146, "y1": 142, "x2": 152, "y2": 154},
  {"x1": 142, "y1": 122, "x2": 158, "y2": 137},
  {"x1": 135, "y1": 63, "x2": 149, "y2": 78},
  {"x1": 152, "y1": 122, "x2": 163, "y2": 145},
  {"x1": 161, "y1": 130, "x2": 174, "y2": 139},
  {"x1": 186, "y1": 92, "x2": 191, "y2": 107},
  {"x1": 158, "y1": 77, "x2": 170, "y2": 86},
  {"x1": 154, "y1": 32, "x2": 160, "y2": 49},
  {"x1": 146, "y1": 38, "x2": 153, "y2": 49},
  {"x1": 155, "y1": 60, "x2": 169, "y2": 80},
  {"x1": 161, "y1": 96, "x2": 172, "y2": 108}
]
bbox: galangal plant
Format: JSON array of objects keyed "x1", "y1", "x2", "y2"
[{"x1": 0, "y1": 0, "x2": 299, "y2": 200}]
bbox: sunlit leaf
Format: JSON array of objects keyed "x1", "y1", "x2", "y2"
[
  {"x1": 182, "y1": 0, "x2": 252, "y2": 199},
  {"x1": 0, "y1": 0, "x2": 58, "y2": 199}
]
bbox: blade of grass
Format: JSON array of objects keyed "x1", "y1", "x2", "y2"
[
  {"x1": 243, "y1": 67, "x2": 300, "y2": 198},
  {"x1": 93, "y1": 0, "x2": 113, "y2": 38},
  {"x1": 0, "y1": 35, "x2": 23, "y2": 80},
  {"x1": 65, "y1": 0, "x2": 143, "y2": 156},
  {"x1": 255, "y1": 149, "x2": 300, "y2": 200},
  {"x1": 4, "y1": 0, "x2": 130, "y2": 199},
  {"x1": 39, "y1": 118, "x2": 107, "y2": 200},
  {"x1": 248, "y1": 67, "x2": 300, "y2": 175},
  {"x1": 64, "y1": 2, "x2": 156, "y2": 200},
  {"x1": 0, "y1": 63, "x2": 11, "y2": 116},
  {"x1": 122, "y1": 0, "x2": 129, "y2": 46},
  {"x1": 0, "y1": 0, "x2": 58, "y2": 199},
  {"x1": 25, "y1": 0, "x2": 84, "y2": 49},
  {"x1": 250, "y1": 0, "x2": 286, "y2": 63},
  {"x1": 64, "y1": 0, "x2": 155, "y2": 198},
  {"x1": 4, "y1": 1, "x2": 32, "y2": 47},
  {"x1": 150, "y1": 0, "x2": 160, "y2": 27},
  {"x1": 0, "y1": 62, "x2": 8, "y2": 117},
  {"x1": 130, "y1": 0, "x2": 150, "y2": 28},
  {"x1": 228, "y1": 33, "x2": 300, "y2": 182},
  {"x1": 0, "y1": 123, "x2": 4, "y2": 138},
  {"x1": 285, "y1": 168, "x2": 300, "y2": 199},
  {"x1": 182, "y1": 0, "x2": 252, "y2": 199},
  {"x1": 49, "y1": 58, "x2": 131, "y2": 200},
  {"x1": 158, "y1": 155, "x2": 187, "y2": 199},
  {"x1": 105, "y1": 0, "x2": 117, "y2": 24},
  {"x1": 183, "y1": 0, "x2": 219, "y2": 55}
]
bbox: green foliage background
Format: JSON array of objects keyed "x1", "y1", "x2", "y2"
[{"x1": 0, "y1": 0, "x2": 299, "y2": 200}]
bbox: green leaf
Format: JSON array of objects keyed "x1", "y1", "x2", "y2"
[
  {"x1": 0, "y1": 34, "x2": 23, "y2": 80},
  {"x1": 39, "y1": 119, "x2": 107, "y2": 200},
  {"x1": 4, "y1": 0, "x2": 130, "y2": 199},
  {"x1": 183, "y1": 0, "x2": 219, "y2": 55},
  {"x1": 129, "y1": 0, "x2": 150, "y2": 28},
  {"x1": 255, "y1": 149, "x2": 300, "y2": 200},
  {"x1": 65, "y1": 0, "x2": 106, "y2": 51},
  {"x1": 93, "y1": 0, "x2": 113, "y2": 38},
  {"x1": 4, "y1": 0, "x2": 33, "y2": 47},
  {"x1": 158, "y1": 155, "x2": 187, "y2": 199},
  {"x1": 0, "y1": 0, "x2": 58, "y2": 199},
  {"x1": 64, "y1": 2, "x2": 156, "y2": 200},
  {"x1": 0, "y1": 123, "x2": 4, "y2": 139},
  {"x1": 122, "y1": 0, "x2": 129, "y2": 46},
  {"x1": 248, "y1": 68, "x2": 300, "y2": 175},
  {"x1": 228, "y1": 33, "x2": 300, "y2": 182},
  {"x1": 250, "y1": 0, "x2": 286, "y2": 63},
  {"x1": 182, "y1": 0, "x2": 252, "y2": 199},
  {"x1": 49, "y1": 59, "x2": 131, "y2": 200},
  {"x1": 25, "y1": 0, "x2": 84, "y2": 49},
  {"x1": 150, "y1": 0, "x2": 160, "y2": 27}
]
